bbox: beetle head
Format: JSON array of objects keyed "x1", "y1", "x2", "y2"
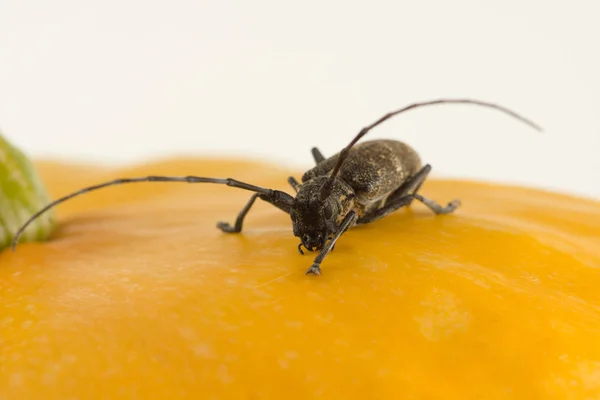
[{"x1": 291, "y1": 177, "x2": 355, "y2": 252}]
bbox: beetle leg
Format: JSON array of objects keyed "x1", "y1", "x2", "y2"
[
  {"x1": 287, "y1": 176, "x2": 300, "y2": 192},
  {"x1": 357, "y1": 164, "x2": 460, "y2": 224},
  {"x1": 217, "y1": 191, "x2": 292, "y2": 233},
  {"x1": 217, "y1": 193, "x2": 260, "y2": 233},
  {"x1": 356, "y1": 196, "x2": 414, "y2": 224},
  {"x1": 402, "y1": 165, "x2": 461, "y2": 214},
  {"x1": 311, "y1": 147, "x2": 326, "y2": 164},
  {"x1": 288, "y1": 147, "x2": 325, "y2": 192},
  {"x1": 401, "y1": 164, "x2": 431, "y2": 205},
  {"x1": 412, "y1": 193, "x2": 461, "y2": 215},
  {"x1": 306, "y1": 211, "x2": 357, "y2": 275}
]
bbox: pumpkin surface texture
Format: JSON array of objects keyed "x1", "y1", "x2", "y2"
[{"x1": 1, "y1": 158, "x2": 600, "y2": 399}]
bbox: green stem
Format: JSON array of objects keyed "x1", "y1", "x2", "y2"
[{"x1": 0, "y1": 132, "x2": 56, "y2": 250}]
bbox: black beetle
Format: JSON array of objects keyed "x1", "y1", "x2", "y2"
[{"x1": 11, "y1": 99, "x2": 541, "y2": 275}]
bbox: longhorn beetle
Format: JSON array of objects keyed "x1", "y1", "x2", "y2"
[{"x1": 11, "y1": 99, "x2": 541, "y2": 275}]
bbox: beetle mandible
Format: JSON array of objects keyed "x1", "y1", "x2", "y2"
[{"x1": 11, "y1": 98, "x2": 541, "y2": 275}]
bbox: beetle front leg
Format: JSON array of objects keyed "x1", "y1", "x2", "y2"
[
  {"x1": 217, "y1": 193, "x2": 260, "y2": 233},
  {"x1": 306, "y1": 211, "x2": 357, "y2": 275},
  {"x1": 217, "y1": 191, "x2": 291, "y2": 233}
]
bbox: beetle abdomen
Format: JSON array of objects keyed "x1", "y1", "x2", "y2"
[{"x1": 302, "y1": 139, "x2": 422, "y2": 204}]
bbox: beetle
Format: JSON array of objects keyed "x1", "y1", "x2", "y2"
[{"x1": 11, "y1": 98, "x2": 541, "y2": 275}]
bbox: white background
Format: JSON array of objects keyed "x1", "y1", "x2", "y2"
[{"x1": 1, "y1": 0, "x2": 599, "y2": 199}]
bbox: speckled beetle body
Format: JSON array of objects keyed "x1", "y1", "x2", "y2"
[
  {"x1": 288, "y1": 139, "x2": 458, "y2": 275},
  {"x1": 302, "y1": 139, "x2": 422, "y2": 220},
  {"x1": 12, "y1": 99, "x2": 541, "y2": 276}
]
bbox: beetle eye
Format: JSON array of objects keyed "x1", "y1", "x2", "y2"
[{"x1": 323, "y1": 203, "x2": 333, "y2": 220}]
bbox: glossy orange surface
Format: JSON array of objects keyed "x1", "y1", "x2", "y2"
[{"x1": 1, "y1": 158, "x2": 600, "y2": 399}]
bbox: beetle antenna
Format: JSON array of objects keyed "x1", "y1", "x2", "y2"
[
  {"x1": 319, "y1": 98, "x2": 542, "y2": 200},
  {"x1": 11, "y1": 175, "x2": 293, "y2": 251}
]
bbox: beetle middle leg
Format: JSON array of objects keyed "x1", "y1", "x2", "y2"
[
  {"x1": 288, "y1": 147, "x2": 326, "y2": 192},
  {"x1": 287, "y1": 177, "x2": 300, "y2": 192},
  {"x1": 357, "y1": 164, "x2": 460, "y2": 224},
  {"x1": 311, "y1": 147, "x2": 326, "y2": 164}
]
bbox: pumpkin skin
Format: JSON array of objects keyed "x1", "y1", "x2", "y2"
[{"x1": 1, "y1": 158, "x2": 600, "y2": 399}]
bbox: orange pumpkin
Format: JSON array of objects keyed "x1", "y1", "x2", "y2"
[{"x1": 1, "y1": 157, "x2": 600, "y2": 399}]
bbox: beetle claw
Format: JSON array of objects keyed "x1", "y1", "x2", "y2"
[
  {"x1": 449, "y1": 199, "x2": 461, "y2": 209},
  {"x1": 305, "y1": 264, "x2": 321, "y2": 276},
  {"x1": 217, "y1": 221, "x2": 237, "y2": 233}
]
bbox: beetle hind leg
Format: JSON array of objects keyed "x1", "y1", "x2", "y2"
[
  {"x1": 413, "y1": 193, "x2": 460, "y2": 214},
  {"x1": 403, "y1": 164, "x2": 460, "y2": 214},
  {"x1": 357, "y1": 164, "x2": 460, "y2": 224}
]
